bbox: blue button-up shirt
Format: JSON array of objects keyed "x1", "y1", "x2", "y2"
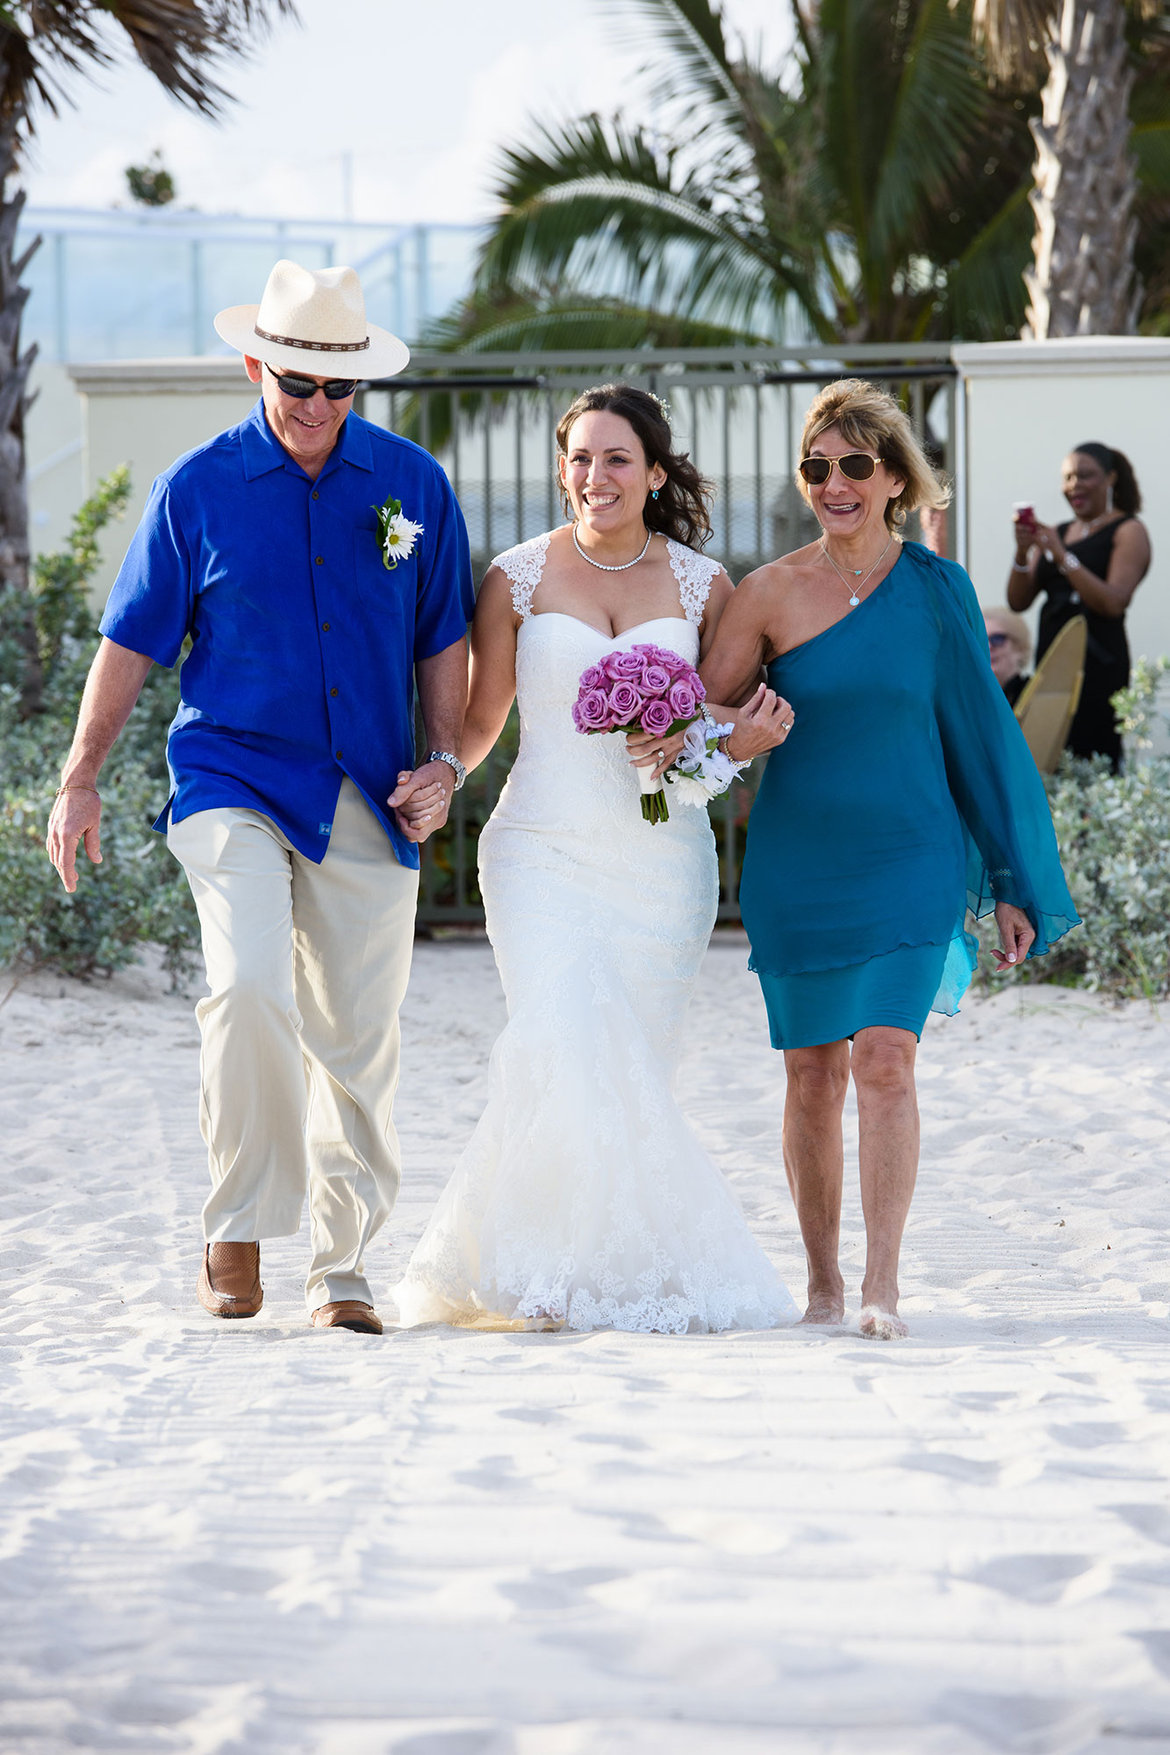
[{"x1": 100, "y1": 399, "x2": 474, "y2": 868}]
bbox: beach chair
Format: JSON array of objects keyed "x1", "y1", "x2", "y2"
[{"x1": 1013, "y1": 615, "x2": 1087, "y2": 773}]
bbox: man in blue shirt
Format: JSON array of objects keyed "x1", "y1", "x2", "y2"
[{"x1": 46, "y1": 260, "x2": 475, "y2": 1334}]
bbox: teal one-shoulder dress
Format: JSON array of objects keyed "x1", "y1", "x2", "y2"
[{"x1": 739, "y1": 542, "x2": 1079, "y2": 1050}]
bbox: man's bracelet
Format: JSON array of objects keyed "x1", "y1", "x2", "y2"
[
  {"x1": 55, "y1": 784, "x2": 100, "y2": 798},
  {"x1": 425, "y1": 750, "x2": 466, "y2": 791}
]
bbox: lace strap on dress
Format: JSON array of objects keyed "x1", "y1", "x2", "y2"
[
  {"x1": 492, "y1": 532, "x2": 552, "y2": 621},
  {"x1": 666, "y1": 538, "x2": 722, "y2": 625}
]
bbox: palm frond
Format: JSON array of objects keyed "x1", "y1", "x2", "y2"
[
  {"x1": 1, "y1": 1, "x2": 298, "y2": 131},
  {"x1": 932, "y1": 175, "x2": 1032, "y2": 338},
  {"x1": 969, "y1": 0, "x2": 1051, "y2": 83},
  {"x1": 598, "y1": 0, "x2": 747, "y2": 138},
  {"x1": 428, "y1": 287, "x2": 776, "y2": 355},
  {"x1": 867, "y1": 0, "x2": 993, "y2": 256},
  {"x1": 478, "y1": 112, "x2": 828, "y2": 334},
  {"x1": 1133, "y1": 117, "x2": 1170, "y2": 193}
]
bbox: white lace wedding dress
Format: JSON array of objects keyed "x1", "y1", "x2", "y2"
[{"x1": 395, "y1": 533, "x2": 796, "y2": 1334}]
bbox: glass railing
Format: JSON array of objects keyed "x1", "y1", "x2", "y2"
[{"x1": 16, "y1": 207, "x2": 483, "y2": 360}]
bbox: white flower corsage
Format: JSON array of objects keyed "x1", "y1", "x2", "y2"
[
  {"x1": 373, "y1": 493, "x2": 423, "y2": 570},
  {"x1": 665, "y1": 712, "x2": 749, "y2": 807}
]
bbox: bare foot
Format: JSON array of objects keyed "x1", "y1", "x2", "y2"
[
  {"x1": 859, "y1": 1304, "x2": 908, "y2": 1340},
  {"x1": 800, "y1": 1290, "x2": 846, "y2": 1326}
]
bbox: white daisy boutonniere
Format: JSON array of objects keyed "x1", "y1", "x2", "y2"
[{"x1": 373, "y1": 493, "x2": 424, "y2": 570}]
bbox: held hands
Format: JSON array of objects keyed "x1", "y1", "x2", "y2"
[
  {"x1": 991, "y1": 901, "x2": 1035, "y2": 970},
  {"x1": 46, "y1": 787, "x2": 103, "y2": 893},
  {"x1": 387, "y1": 759, "x2": 455, "y2": 844}
]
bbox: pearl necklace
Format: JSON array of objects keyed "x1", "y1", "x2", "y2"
[
  {"x1": 819, "y1": 532, "x2": 897, "y2": 607},
  {"x1": 572, "y1": 523, "x2": 652, "y2": 572}
]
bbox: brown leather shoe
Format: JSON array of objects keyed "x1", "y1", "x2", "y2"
[
  {"x1": 311, "y1": 1300, "x2": 382, "y2": 1335},
  {"x1": 197, "y1": 1242, "x2": 262, "y2": 1318}
]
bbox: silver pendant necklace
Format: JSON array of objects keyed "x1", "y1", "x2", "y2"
[
  {"x1": 572, "y1": 523, "x2": 652, "y2": 572},
  {"x1": 819, "y1": 532, "x2": 897, "y2": 607},
  {"x1": 1073, "y1": 509, "x2": 1110, "y2": 540}
]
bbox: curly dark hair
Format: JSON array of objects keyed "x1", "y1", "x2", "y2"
[
  {"x1": 555, "y1": 383, "x2": 714, "y2": 550},
  {"x1": 1072, "y1": 442, "x2": 1142, "y2": 515}
]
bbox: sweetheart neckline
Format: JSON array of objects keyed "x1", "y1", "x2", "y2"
[{"x1": 521, "y1": 610, "x2": 694, "y2": 642}]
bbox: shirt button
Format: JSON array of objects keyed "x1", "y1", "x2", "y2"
[
  {"x1": 321, "y1": 621, "x2": 330, "y2": 632},
  {"x1": 335, "y1": 749, "x2": 343, "y2": 758},
  {"x1": 315, "y1": 555, "x2": 324, "y2": 565},
  {"x1": 312, "y1": 490, "x2": 319, "y2": 500},
  {"x1": 330, "y1": 687, "x2": 339, "y2": 697}
]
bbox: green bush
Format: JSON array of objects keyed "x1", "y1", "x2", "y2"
[
  {"x1": 0, "y1": 469, "x2": 199, "y2": 985},
  {"x1": 975, "y1": 658, "x2": 1170, "y2": 1000}
]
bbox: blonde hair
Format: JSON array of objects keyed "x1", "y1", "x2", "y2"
[
  {"x1": 983, "y1": 604, "x2": 1033, "y2": 667},
  {"x1": 798, "y1": 378, "x2": 951, "y2": 533}
]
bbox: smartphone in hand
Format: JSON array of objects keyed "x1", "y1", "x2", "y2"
[{"x1": 1012, "y1": 500, "x2": 1036, "y2": 530}]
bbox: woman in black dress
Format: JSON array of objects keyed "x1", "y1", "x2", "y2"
[{"x1": 1007, "y1": 443, "x2": 1151, "y2": 769}]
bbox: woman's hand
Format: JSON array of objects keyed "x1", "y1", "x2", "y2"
[
  {"x1": 991, "y1": 902, "x2": 1035, "y2": 969},
  {"x1": 626, "y1": 726, "x2": 686, "y2": 781},
  {"x1": 1012, "y1": 511, "x2": 1038, "y2": 557},
  {"x1": 724, "y1": 684, "x2": 796, "y2": 760},
  {"x1": 1029, "y1": 521, "x2": 1064, "y2": 565}
]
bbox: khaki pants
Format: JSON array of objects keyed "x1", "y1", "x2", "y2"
[{"x1": 168, "y1": 779, "x2": 418, "y2": 1311}]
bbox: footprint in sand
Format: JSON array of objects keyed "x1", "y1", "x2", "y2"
[
  {"x1": 497, "y1": 1566, "x2": 623, "y2": 1612},
  {"x1": 936, "y1": 1688, "x2": 1105, "y2": 1750},
  {"x1": 967, "y1": 1552, "x2": 1096, "y2": 1604},
  {"x1": 1111, "y1": 1503, "x2": 1170, "y2": 1547}
]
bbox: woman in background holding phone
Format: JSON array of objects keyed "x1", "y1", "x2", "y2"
[{"x1": 1007, "y1": 444, "x2": 1151, "y2": 769}]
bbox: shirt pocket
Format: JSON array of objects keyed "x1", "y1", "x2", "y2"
[{"x1": 353, "y1": 521, "x2": 418, "y2": 644}]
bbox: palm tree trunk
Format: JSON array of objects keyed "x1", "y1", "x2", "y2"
[
  {"x1": 1024, "y1": 0, "x2": 1139, "y2": 338},
  {"x1": 0, "y1": 97, "x2": 42, "y2": 717}
]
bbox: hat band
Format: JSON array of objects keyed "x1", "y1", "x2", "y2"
[{"x1": 254, "y1": 323, "x2": 370, "y2": 353}]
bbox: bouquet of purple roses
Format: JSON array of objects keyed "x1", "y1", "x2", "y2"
[{"x1": 571, "y1": 642, "x2": 705, "y2": 823}]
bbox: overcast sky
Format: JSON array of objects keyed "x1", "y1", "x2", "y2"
[{"x1": 22, "y1": 0, "x2": 792, "y2": 225}]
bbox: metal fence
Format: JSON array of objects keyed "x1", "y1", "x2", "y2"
[{"x1": 357, "y1": 345, "x2": 960, "y2": 925}]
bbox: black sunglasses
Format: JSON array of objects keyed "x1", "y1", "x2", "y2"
[
  {"x1": 265, "y1": 364, "x2": 359, "y2": 401},
  {"x1": 798, "y1": 452, "x2": 883, "y2": 485}
]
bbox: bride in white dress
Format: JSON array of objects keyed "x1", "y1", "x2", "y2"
[{"x1": 396, "y1": 385, "x2": 798, "y2": 1333}]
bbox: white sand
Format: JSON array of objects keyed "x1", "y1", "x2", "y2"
[{"x1": 2, "y1": 937, "x2": 1169, "y2": 1755}]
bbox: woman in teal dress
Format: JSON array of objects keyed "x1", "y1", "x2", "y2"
[{"x1": 701, "y1": 379, "x2": 1078, "y2": 1340}]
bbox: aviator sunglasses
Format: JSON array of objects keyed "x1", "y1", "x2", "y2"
[
  {"x1": 265, "y1": 364, "x2": 360, "y2": 401},
  {"x1": 798, "y1": 451, "x2": 883, "y2": 486}
]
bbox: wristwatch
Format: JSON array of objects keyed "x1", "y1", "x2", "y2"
[{"x1": 426, "y1": 749, "x2": 466, "y2": 790}]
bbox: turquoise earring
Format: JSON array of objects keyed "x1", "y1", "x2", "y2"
[{"x1": 651, "y1": 488, "x2": 660, "y2": 501}]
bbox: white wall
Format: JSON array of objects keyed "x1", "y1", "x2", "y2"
[
  {"x1": 27, "y1": 361, "x2": 87, "y2": 560},
  {"x1": 953, "y1": 336, "x2": 1170, "y2": 665},
  {"x1": 68, "y1": 358, "x2": 259, "y2": 605}
]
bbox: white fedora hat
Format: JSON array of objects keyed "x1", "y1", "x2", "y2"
[{"x1": 214, "y1": 258, "x2": 409, "y2": 380}]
